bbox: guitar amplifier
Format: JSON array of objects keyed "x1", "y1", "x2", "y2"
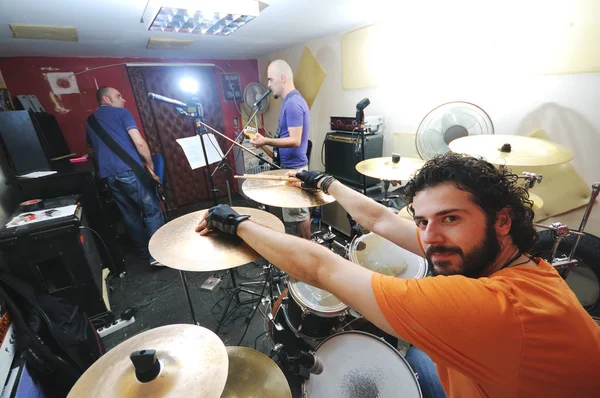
[{"x1": 324, "y1": 132, "x2": 383, "y2": 188}]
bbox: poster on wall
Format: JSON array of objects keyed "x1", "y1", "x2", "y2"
[
  {"x1": 46, "y1": 72, "x2": 80, "y2": 95},
  {"x1": 220, "y1": 73, "x2": 242, "y2": 102},
  {"x1": 0, "y1": 69, "x2": 6, "y2": 89}
]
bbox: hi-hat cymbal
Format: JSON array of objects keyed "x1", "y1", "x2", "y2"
[
  {"x1": 397, "y1": 191, "x2": 544, "y2": 220},
  {"x1": 448, "y1": 135, "x2": 574, "y2": 166},
  {"x1": 241, "y1": 169, "x2": 335, "y2": 208},
  {"x1": 68, "y1": 324, "x2": 228, "y2": 398},
  {"x1": 355, "y1": 156, "x2": 425, "y2": 181},
  {"x1": 149, "y1": 207, "x2": 284, "y2": 272},
  {"x1": 221, "y1": 346, "x2": 292, "y2": 398}
]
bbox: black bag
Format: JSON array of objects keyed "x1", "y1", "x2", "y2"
[{"x1": 0, "y1": 272, "x2": 103, "y2": 397}]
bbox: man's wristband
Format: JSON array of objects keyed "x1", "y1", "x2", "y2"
[{"x1": 320, "y1": 176, "x2": 337, "y2": 194}]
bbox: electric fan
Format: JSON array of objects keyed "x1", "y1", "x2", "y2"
[
  {"x1": 415, "y1": 101, "x2": 494, "y2": 160},
  {"x1": 242, "y1": 82, "x2": 270, "y2": 116}
]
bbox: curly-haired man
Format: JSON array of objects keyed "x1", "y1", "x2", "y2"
[{"x1": 197, "y1": 153, "x2": 599, "y2": 397}]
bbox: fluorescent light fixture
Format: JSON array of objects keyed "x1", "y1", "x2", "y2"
[
  {"x1": 180, "y1": 78, "x2": 199, "y2": 93},
  {"x1": 149, "y1": 0, "x2": 259, "y2": 36}
]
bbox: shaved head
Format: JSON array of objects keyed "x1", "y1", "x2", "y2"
[
  {"x1": 267, "y1": 59, "x2": 295, "y2": 99},
  {"x1": 269, "y1": 59, "x2": 293, "y2": 80}
]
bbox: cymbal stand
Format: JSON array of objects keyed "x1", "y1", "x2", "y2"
[
  {"x1": 216, "y1": 267, "x2": 265, "y2": 334},
  {"x1": 534, "y1": 182, "x2": 599, "y2": 270},
  {"x1": 377, "y1": 180, "x2": 401, "y2": 209}
]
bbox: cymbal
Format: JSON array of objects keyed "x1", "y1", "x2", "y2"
[
  {"x1": 149, "y1": 207, "x2": 284, "y2": 272},
  {"x1": 68, "y1": 324, "x2": 228, "y2": 398},
  {"x1": 397, "y1": 191, "x2": 544, "y2": 220},
  {"x1": 355, "y1": 156, "x2": 425, "y2": 181},
  {"x1": 221, "y1": 346, "x2": 292, "y2": 398},
  {"x1": 241, "y1": 169, "x2": 335, "y2": 208},
  {"x1": 448, "y1": 135, "x2": 574, "y2": 166}
]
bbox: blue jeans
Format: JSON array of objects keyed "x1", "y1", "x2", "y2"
[
  {"x1": 106, "y1": 171, "x2": 164, "y2": 263},
  {"x1": 406, "y1": 346, "x2": 447, "y2": 398}
]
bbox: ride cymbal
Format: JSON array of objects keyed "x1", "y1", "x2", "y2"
[
  {"x1": 448, "y1": 135, "x2": 574, "y2": 166},
  {"x1": 221, "y1": 346, "x2": 292, "y2": 398},
  {"x1": 241, "y1": 169, "x2": 335, "y2": 208},
  {"x1": 68, "y1": 324, "x2": 228, "y2": 398},
  {"x1": 355, "y1": 156, "x2": 425, "y2": 181},
  {"x1": 149, "y1": 207, "x2": 284, "y2": 272}
]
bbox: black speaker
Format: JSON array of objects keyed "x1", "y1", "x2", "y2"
[
  {"x1": 0, "y1": 196, "x2": 107, "y2": 317},
  {"x1": 324, "y1": 132, "x2": 383, "y2": 188}
]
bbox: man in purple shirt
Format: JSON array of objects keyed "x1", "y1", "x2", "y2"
[
  {"x1": 86, "y1": 87, "x2": 165, "y2": 267},
  {"x1": 250, "y1": 60, "x2": 311, "y2": 239}
]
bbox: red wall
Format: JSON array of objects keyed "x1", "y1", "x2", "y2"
[{"x1": 0, "y1": 56, "x2": 259, "y2": 155}]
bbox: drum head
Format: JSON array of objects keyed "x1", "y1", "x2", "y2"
[
  {"x1": 304, "y1": 331, "x2": 421, "y2": 397},
  {"x1": 350, "y1": 233, "x2": 427, "y2": 279},
  {"x1": 288, "y1": 277, "x2": 347, "y2": 316}
]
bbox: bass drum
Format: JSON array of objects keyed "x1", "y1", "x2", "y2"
[
  {"x1": 302, "y1": 331, "x2": 422, "y2": 398},
  {"x1": 349, "y1": 232, "x2": 428, "y2": 279},
  {"x1": 532, "y1": 230, "x2": 600, "y2": 316}
]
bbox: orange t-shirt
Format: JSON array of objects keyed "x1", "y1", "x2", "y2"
[{"x1": 371, "y1": 234, "x2": 600, "y2": 397}]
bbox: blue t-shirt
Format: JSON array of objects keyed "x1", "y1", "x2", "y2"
[
  {"x1": 278, "y1": 90, "x2": 309, "y2": 168},
  {"x1": 86, "y1": 105, "x2": 143, "y2": 179}
]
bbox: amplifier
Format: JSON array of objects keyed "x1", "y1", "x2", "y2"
[
  {"x1": 329, "y1": 116, "x2": 359, "y2": 132},
  {"x1": 324, "y1": 132, "x2": 383, "y2": 188}
]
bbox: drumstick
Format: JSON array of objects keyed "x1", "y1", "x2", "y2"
[{"x1": 234, "y1": 174, "x2": 301, "y2": 182}]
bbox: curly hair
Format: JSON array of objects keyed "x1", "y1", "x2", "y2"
[{"x1": 402, "y1": 152, "x2": 538, "y2": 253}]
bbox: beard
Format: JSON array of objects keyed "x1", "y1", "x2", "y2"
[{"x1": 427, "y1": 218, "x2": 500, "y2": 278}]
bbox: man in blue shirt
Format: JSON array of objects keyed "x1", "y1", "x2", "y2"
[
  {"x1": 250, "y1": 60, "x2": 311, "y2": 239},
  {"x1": 86, "y1": 87, "x2": 165, "y2": 267}
]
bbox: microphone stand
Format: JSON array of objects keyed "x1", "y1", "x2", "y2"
[{"x1": 212, "y1": 102, "x2": 274, "y2": 177}]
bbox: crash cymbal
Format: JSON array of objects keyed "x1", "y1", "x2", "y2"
[
  {"x1": 149, "y1": 207, "x2": 284, "y2": 272},
  {"x1": 241, "y1": 169, "x2": 335, "y2": 208},
  {"x1": 448, "y1": 135, "x2": 574, "y2": 166},
  {"x1": 397, "y1": 191, "x2": 544, "y2": 220},
  {"x1": 221, "y1": 346, "x2": 292, "y2": 398},
  {"x1": 68, "y1": 324, "x2": 228, "y2": 398},
  {"x1": 355, "y1": 156, "x2": 425, "y2": 181}
]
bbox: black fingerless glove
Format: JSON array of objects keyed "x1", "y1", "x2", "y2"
[
  {"x1": 295, "y1": 170, "x2": 336, "y2": 194},
  {"x1": 205, "y1": 204, "x2": 250, "y2": 236}
]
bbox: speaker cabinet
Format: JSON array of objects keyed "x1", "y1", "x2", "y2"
[{"x1": 324, "y1": 132, "x2": 383, "y2": 188}]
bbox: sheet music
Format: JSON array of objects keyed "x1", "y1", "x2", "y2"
[{"x1": 176, "y1": 134, "x2": 224, "y2": 170}]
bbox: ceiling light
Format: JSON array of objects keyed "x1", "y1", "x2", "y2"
[{"x1": 149, "y1": 0, "x2": 259, "y2": 36}]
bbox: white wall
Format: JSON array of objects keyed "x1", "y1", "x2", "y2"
[{"x1": 258, "y1": 30, "x2": 600, "y2": 187}]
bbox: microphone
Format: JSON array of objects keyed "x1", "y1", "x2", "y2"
[
  {"x1": 147, "y1": 93, "x2": 187, "y2": 108},
  {"x1": 295, "y1": 351, "x2": 323, "y2": 375},
  {"x1": 253, "y1": 89, "x2": 272, "y2": 108}
]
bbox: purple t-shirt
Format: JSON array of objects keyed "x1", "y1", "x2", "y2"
[
  {"x1": 277, "y1": 90, "x2": 309, "y2": 168},
  {"x1": 86, "y1": 105, "x2": 143, "y2": 178}
]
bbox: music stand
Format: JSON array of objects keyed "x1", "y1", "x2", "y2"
[{"x1": 148, "y1": 96, "x2": 280, "y2": 330}]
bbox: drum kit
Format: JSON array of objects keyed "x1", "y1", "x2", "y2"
[{"x1": 69, "y1": 134, "x2": 599, "y2": 397}]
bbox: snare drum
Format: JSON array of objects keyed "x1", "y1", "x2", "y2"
[
  {"x1": 271, "y1": 278, "x2": 349, "y2": 343},
  {"x1": 349, "y1": 233, "x2": 428, "y2": 279},
  {"x1": 303, "y1": 331, "x2": 422, "y2": 397}
]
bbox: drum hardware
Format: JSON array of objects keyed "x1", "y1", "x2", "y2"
[
  {"x1": 349, "y1": 232, "x2": 428, "y2": 279},
  {"x1": 67, "y1": 324, "x2": 229, "y2": 397},
  {"x1": 448, "y1": 134, "x2": 575, "y2": 166},
  {"x1": 148, "y1": 207, "x2": 284, "y2": 329},
  {"x1": 520, "y1": 171, "x2": 543, "y2": 189},
  {"x1": 221, "y1": 346, "x2": 292, "y2": 398},
  {"x1": 534, "y1": 183, "x2": 599, "y2": 271},
  {"x1": 301, "y1": 331, "x2": 423, "y2": 397},
  {"x1": 241, "y1": 169, "x2": 336, "y2": 208}
]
